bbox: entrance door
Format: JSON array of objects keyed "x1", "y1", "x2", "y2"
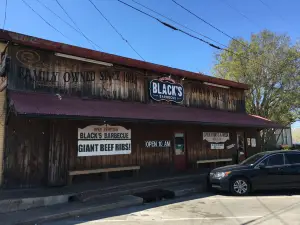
[
  {"x1": 174, "y1": 133, "x2": 187, "y2": 170},
  {"x1": 237, "y1": 132, "x2": 246, "y2": 163}
]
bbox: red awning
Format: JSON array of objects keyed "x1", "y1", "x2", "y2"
[{"x1": 9, "y1": 91, "x2": 282, "y2": 128}]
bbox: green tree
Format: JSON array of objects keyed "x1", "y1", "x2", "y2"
[{"x1": 213, "y1": 30, "x2": 300, "y2": 149}]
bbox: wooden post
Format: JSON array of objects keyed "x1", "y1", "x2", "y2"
[{"x1": 0, "y1": 88, "x2": 6, "y2": 186}]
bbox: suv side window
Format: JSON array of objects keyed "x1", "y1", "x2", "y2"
[
  {"x1": 285, "y1": 153, "x2": 300, "y2": 165},
  {"x1": 264, "y1": 154, "x2": 284, "y2": 166}
]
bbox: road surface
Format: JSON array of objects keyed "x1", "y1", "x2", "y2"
[{"x1": 43, "y1": 192, "x2": 300, "y2": 225}]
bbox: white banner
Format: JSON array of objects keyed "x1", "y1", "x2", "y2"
[
  {"x1": 78, "y1": 125, "x2": 131, "y2": 156},
  {"x1": 203, "y1": 132, "x2": 230, "y2": 143}
]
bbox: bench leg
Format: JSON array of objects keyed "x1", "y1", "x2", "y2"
[{"x1": 68, "y1": 176, "x2": 73, "y2": 185}]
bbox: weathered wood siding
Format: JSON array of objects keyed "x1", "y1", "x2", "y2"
[
  {"x1": 8, "y1": 46, "x2": 146, "y2": 102},
  {"x1": 3, "y1": 116, "x2": 49, "y2": 188},
  {"x1": 3, "y1": 116, "x2": 259, "y2": 187},
  {"x1": 8, "y1": 46, "x2": 245, "y2": 112}
]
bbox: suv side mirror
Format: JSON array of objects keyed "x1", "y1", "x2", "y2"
[{"x1": 259, "y1": 163, "x2": 266, "y2": 169}]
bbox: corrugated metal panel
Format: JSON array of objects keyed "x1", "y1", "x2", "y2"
[{"x1": 9, "y1": 91, "x2": 282, "y2": 128}]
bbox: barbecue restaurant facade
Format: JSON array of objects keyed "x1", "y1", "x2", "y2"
[{"x1": 0, "y1": 31, "x2": 280, "y2": 188}]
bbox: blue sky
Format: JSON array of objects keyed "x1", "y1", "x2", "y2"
[{"x1": 1, "y1": 0, "x2": 299, "y2": 126}]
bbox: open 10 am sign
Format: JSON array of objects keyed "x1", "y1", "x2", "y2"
[{"x1": 77, "y1": 125, "x2": 131, "y2": 156}]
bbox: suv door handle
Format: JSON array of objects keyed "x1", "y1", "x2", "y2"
[{"x1": 277, "y1": 167, "x2": 284, "y2": 171}]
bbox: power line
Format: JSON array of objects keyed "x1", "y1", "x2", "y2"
[
  {"x1": 171, "y1": 0, "x2": 250, "y2": 51},
  {"x1": 36, "y1": 0, "x2": 103, "y2": 50},
  {"x1": 20, "y1": 0, "x2": 72, "y2": 43},
  {"x1": 55, "y1": 0, "x2": 99, "y2": 50},
  {"x1": 88, "y1": 0, "x2": 145, "y2": 61},
  {"x1": 131, "y1": 0, "x2": 228, "y2": 49},
  {"x1": 2, "y1": 0, "x2": 8, "y2": 30},
  {"x1": 258, "y1": 0, "x2": 287, "y2": 24},
  {"x1": 118, "y1": 0, "x2": 224, "y2": 49},
  {"x1": 219, "y1": 0, "x2": 262, "y2": 29},
  {"x1": 117, "y1": 0, "x2": 296, "y2": 79}
]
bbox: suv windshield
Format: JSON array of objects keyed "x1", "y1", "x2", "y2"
[{"x1": 240, "y1": 152, "x2": 267, "y2": 166}]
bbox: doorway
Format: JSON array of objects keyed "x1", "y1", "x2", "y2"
[
  {"x1": 237, "y1": 132, "x2": 246, "y2": 163},
  {"x1": 174, "y1": 132, "x2": 187, "y2": 170}
]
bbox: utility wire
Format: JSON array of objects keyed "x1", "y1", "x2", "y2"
[
  {"x1": 36, "y1": 0, "x2": 102, "y2": 49},
  {"x1": 20, "y1": 0, "x2": 72, "y2": 42},
  {"x1": 2, "y1": 0, "x2": 8, "y2": 30},
  {"x1": 55, "y1": 0, "x2": 99, "y2": 50},
  {"x1": 36, "y1": 0, "x2": 103, "y2": 50},
  {"x1": 131, "y1": 0, "x2": 228, "y2": 49},
  {"x1": 171, "y1": 0, "x2": 250, "y2": 51},
  {"x1": 117, "y1": 0, "x2": 295, "y2": 78},
  {"x1": 88, "y1": 0, "x2": 145, "y2": 61},
  {"x1": 118, "y1": 0, "x2": 224, "y2": 49},
  {"x1": 219, "y1": 0, "x2": 262, "y2": 29},
  {"x1": 258, "y1": 0, "x2": 287, "y2": 24}
]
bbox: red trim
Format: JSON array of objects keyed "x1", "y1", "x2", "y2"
[{"x1": 0, "y1": 30, "x2": 249, "y2": 90}]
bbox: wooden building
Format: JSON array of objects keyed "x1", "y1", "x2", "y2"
[{"x1": 0, "y1": 31, "x2": 280, "y2": 189}]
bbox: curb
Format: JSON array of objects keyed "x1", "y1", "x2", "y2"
[
  {"x1": 1, "y1": 173, "x2": 205, "y2": 214},
  {"x1": 11, "y1": 185, "x2": 208, "y2": 225},
  {"x1": 172, "y1": 184, "x2": 206, "y2": 198},
  {"x1": 14, "y1": 195, "x2": 143, "y2": 225},
  {"x1": 167, "y1": 184, "x2": 207, "y2": 198},
  {"x1": 0, "y1": 194, "x2": 71, "y2": 214}
]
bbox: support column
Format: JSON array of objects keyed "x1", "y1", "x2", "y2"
[
  {"x1": 0, "y1": 90, "x2": 6, "y2": 186},
  {"x1": 0, "y1": 42, "x2": 8, "y2": 186}
]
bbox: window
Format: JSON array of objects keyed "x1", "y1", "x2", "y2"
[
  {"x1": 285, "y1": 153, "x2": 300, "y2": 165},
  {"x1": 264, "y1": 154, "x2": 284, "y2": 166},
  {"x1": 240, "y1": 152, "x2": 267, "y2": 166}
]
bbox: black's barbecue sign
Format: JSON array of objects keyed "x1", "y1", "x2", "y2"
[{"x1": 149, "y1": 77, "x2": 184, "y2": 103}]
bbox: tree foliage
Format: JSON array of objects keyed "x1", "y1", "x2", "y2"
[{"x1": 214, "y1": 30, "x2": 300, "y2": 126}]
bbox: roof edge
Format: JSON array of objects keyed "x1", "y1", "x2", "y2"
[{"x1": 0, "y1": 30, "x2": 249, "y2": 90}]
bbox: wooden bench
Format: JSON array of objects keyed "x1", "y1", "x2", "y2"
[
  {"x1": 68, "y1": 166, "x2": 140, "y2": 185},
  {"x1": 196, "y1": 158, "x2": 232, "y2": 168}
]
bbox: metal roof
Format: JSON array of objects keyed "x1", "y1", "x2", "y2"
[
  {"x1": 9, "y1": 91, "x2": 281, "y2": 128},
  {"x1": 0, "y1": 30, "x2": 249, "y2": 90}
]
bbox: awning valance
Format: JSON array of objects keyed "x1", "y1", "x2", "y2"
[{"x1": 9, "y1": 91, "x2": 282, "y2": 128}]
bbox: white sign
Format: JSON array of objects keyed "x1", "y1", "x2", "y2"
[
  {"x1": 247, "y1": 138, "x2": 251, "y2": 146},
  {"x1": 226, "y1": 144, "x2": 235, "y2": 149},
  {"x1": 78, "y1": 125, "x2": 131, "y2": 156},
  {"x1": 251, "y1": 138, "x2": 256, "y2": 147},
  {"x1": 203, "y1": 132, "x2": 230, "y2": 143},
  {"x1": 211, "y1": 143, "x2": 224, "y2": 149}
]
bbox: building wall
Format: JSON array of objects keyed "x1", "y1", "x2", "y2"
[
  {"x1": 7, "y1": 45, "x2": 245, "y2": 112},
  {"x1": 3, "y1": 116, "x2": 260, "y2": 188}
]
